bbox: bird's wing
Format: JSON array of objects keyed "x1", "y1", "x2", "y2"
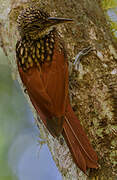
[{"x1": 17, "y1": 42, "x2": 69, "y2": 136}]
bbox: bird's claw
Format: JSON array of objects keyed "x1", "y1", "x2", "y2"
[{"x1": 74, "y1": 46, "x2": 92, "y2": 70}]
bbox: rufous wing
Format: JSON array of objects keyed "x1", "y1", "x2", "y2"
[{"x1": 17, "y1": 40, "x2": 69, "y2": 136}]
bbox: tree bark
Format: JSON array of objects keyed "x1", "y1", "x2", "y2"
[{"x1": 0, "y1": 0, "x2": 117, "y2": 179}]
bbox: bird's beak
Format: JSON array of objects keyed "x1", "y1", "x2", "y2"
[{"x1": 47, "y1": 17, "x2": 73, "y2": 27}]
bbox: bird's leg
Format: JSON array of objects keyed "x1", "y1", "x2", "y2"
[{"x1": 74, "y1": 46, "x2": 92, "y2": 70}]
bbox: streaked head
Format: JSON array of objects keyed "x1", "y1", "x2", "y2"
[{"x1": 17, "y1": 6, "x2": 73, "y2": 40}]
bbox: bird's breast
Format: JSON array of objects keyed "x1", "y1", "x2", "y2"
[{"x1": 16, "y1": 31, "x2": 56, "y2": 72}]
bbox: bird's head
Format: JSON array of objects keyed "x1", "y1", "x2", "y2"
[{"x1": 17, "y1": 6, "x2": 73, "y2": 40}]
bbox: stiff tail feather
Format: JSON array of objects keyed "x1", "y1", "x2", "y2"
[{"x1": 63, "y1": 102, "x2": 98, "y2": 173}]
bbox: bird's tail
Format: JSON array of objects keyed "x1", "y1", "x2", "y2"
[
  {"x1": 28, "y1": 92, "x2": 98, "y2": 173},
  {"x1": 63, "y1": 102, "x2": 98, "y2": 173}
]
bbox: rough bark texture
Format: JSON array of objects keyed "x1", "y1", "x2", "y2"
[{"x1": 0, "y1": 0, "x2": 117, "y2": 179}]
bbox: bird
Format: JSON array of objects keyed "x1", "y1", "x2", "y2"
[{"x1": 16, "y1": 6, "x2": 98, "y2": 173}]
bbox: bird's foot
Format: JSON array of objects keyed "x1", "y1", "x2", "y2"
[{"x1": 74, "y1": 46, "x2": 92, "y2": 70}]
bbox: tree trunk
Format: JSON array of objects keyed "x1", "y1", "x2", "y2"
[{"x1": 0, "y1": 0, "x2": 116, "y2": 179}]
